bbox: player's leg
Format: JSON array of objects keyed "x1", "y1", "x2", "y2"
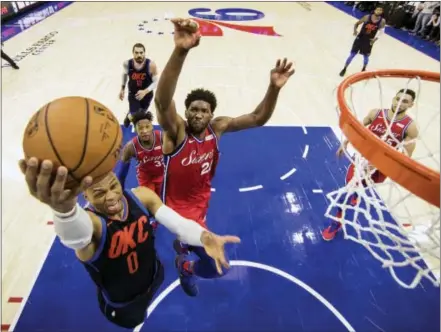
[
  {"x1": 140, "y1": 91, "x2": 154, "y2": 112},
  {"x1": 322, "y1": 164, "x2": 358, "y2": 241},
  {"x1": 125, "y1": 94, "x2": 141, "y2": 128},
  {"x1": 360, "y1": 41, "x2": 373, "y2": 72},
  {"x1": 339, "y1": 38, "x2": 360, "y2": 76}
]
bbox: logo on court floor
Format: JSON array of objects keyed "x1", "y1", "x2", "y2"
[
  {"x1": 1, "y1": 31, "x2": 57, "y2": 68},
  {"x1": 137, "y1": 7, "x2": 280, "y2": 37}
]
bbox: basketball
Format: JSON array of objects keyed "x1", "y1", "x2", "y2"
[{"x1": 22, "y1": 96, "x2": 123, "y2": 188}]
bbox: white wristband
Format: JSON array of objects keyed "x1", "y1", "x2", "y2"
[
  {"x1": 154, "y1": 204, "x2": 205, "y2": 247},
  {"x1": 53, "y1": 204, "x2": 78, "y2": 220}
]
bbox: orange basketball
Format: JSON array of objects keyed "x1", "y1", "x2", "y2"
[{"x1": 22, "y1": 96, "x2": 123, "y2": 188}]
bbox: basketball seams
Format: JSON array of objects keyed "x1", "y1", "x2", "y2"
[
  {"x1": 81, "y1": 112, "x2": 121, "y2": 178},
  {"x1": 70, "y1": 98, "x2": 90, "y2": 173},
  {"x1": 44, "y1": 102, "x2": 81, "y2": 183}
]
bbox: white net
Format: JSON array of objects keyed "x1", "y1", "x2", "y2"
[{"x1": 325, "y1": 72, "x2": 440, "y2": 289}]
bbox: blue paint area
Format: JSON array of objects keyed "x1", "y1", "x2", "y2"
[
  {"x1": 14, "y1": 126, "x2": 439, "y2": 332},
  {"x1": 327, "y1": 1, "x2": 440, "y2": 61},
  {"x1": 1, "y1": 2, "x2": 72, "y2": 42}
]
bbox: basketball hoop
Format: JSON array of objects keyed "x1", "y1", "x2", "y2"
[{"x1": 326, "y1": 69, "x2": 440, "y2": 289}]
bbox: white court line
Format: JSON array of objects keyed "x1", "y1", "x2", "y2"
[
  {"x1": 210, "y1": 188, "x2": 216, "y2": 192},
  {"x1": 134, "y1": 260, "x2": 355, "y2": 332},
  {"x1": 312, "y1": 189, "x2": 323, "y2": 194},
  {"x1": 302, "y1": 145, "x2": 309, "y2": 159},
  {"x1": 302, "y1": 126, "x2": 308, "y2": 135},
  {"x1": 280, "y1": 168, "x2": 297, "y2": 181},
  {"x1": 9, "y1": 234, "x2": 56, "y2": 332},
  {"x1": 238, "y1": 185, "x2": 263, "y2": 192}
]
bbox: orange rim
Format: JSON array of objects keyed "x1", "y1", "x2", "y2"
[{"x1": 337, "y1": 69, "x2": 440, "y2": 208}]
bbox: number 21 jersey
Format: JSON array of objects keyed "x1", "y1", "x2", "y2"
[{"x1": 162, "y1": 124, "x2": 219, "y2": 226}]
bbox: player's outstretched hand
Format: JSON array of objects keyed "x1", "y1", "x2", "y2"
[
  {"x1": 18, "y1": 158, "x2": 92, "y2": 214},
  {"x1": 171, "y1": 18, "x2": 201, "y2": 50},
  {"x1": 270, "y1": 58, "x2": 295, "y2": 89},
  {"x1": 201, "y1": 232, "x2": 241, "y2": 275}
]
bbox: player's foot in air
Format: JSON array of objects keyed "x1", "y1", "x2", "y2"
[
  {"x1": 123, "y1": 114, "x2": 131, "y2": 128},
  {"x1": 173, "y1": 240, "x2": 198, "y2": 297},
  {"x1": 361, "y1": 66, "x2": 366, "y2": 72},
  {"x1": 339, "y1": 67, "x2": 347, "y2": 77},
  {"x1": 322, "y1": 220, "x2": 342, "y2": 241}
]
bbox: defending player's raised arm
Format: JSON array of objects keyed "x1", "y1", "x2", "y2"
[
  {"x1": 154, "y1": 18, "x2": 200, "y2": 137},
  {"x1": 212, "y1": 58, "x2": 295, "y2": 136},
  {"x1": 403, "y1": 122, "x2": 419, "y2": 157}
]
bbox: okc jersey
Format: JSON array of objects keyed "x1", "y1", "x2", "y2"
[
  {"x1": 358, "y1": 15, "x2": 382, "y2": 39},
  {"x1": 83, "y1": 190, "x2": 156, "y2": 304},
  {"x1": 132, "y1": 130, "x2": 164, "y2": 195},
  {"x1": 162, "y1": 124, "x2": 220, "y2": 226},
  {"x1": 127, "y1": 59, "x2": 153, "y2": 95},
  {"x1": 368, "y1": 109, "x2": 413, "y2": 148}
]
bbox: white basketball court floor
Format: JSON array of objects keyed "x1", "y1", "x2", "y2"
[{"x1": 1, "y1": 2, "x2": 440, "y2": 331}]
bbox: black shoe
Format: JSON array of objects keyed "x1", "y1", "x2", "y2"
[
  {"x1": 339, "y1": 67, "x2": 347, "y2": 77},
  {"x1": 361, "y1": 66, "x2": 366, "y2": 72}
]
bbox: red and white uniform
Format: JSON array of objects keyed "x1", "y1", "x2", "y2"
[
  {"x1": 132, "y1": 130, "x2": 164, "y2": 196},
  {"x1": 346, "y1": 109, "x2": 413, "y2": 184},
  {"x1": 162, "y1": 124, "x2": 220, "y2": 227}
]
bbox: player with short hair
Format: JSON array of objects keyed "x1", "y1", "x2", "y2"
[
  {"x1": 339, "y1": 6, "x2": 386, "y2": 76},
  {"x1": 19, "y1": 158, "x2": 240, "y2": 328},
  {"x1": 322, "y1": 89, "x2": 419, "y2": 240},
  {"x1": 154, "y1": 18, "x2": 295, "y2": 297},
  {"x1": 119, "y1": 43, "x2": 159, "y2": 127},
  {"x1": 119, "y1": 110, "x2": 164, "y2": 197}
]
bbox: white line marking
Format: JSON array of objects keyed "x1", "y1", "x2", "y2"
[
  {"x1": 302, "y1": 126, "x2": 308, "y2": 135},
  {"x1": 134, "y1": 260, "x2": 355, "y2": 332},
  {"x1": 210, "y1": 188, "x2": 216, "y2": 192},
  {"x1": 238, "y1": 185, "x2": 263, "y2": 192},
  {"x1": 312, "y1": 189, "x2": 323, "y2": 194},
  {"x1": 302, "y1": 145, "x2": 309, "y2": 159},
  {"x1": 280, "y1": 168, "x2": 297, "y2": 180}
]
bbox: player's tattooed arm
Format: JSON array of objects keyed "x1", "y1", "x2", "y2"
[
  {"x1": 403, "y1": 122, "x2": 419, "y2": 157},
  {"x1": 212, "y1": 58, "x2": 295, "y2": 136},
  {"x1": 121, "y1": 141, "x2": 135, "y2": 163}
]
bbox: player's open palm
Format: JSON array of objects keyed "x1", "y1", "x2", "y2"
[
  {"x1": 171, "y1": 18, "x2": 201, "y2": 50},
  {"x1": 201, "y1": 232, "x2": 241, "y2": 275},
  {"x1": 270, "y1": 58, "x2": 295, "y2": 88},
  {"x1": 18, "y1": 158, "x2": 92, "y2": 213}
]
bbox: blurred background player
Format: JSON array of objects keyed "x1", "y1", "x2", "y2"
[
  {"x1": 119, "y1": 43, "x2": 159, "y2": 128},
  {"x1": 118, "y1": 110, "x2": 164, "y2": 230},
  {"x1": 119, "y1": 110, "x2": 164, "y2": 195},
  {"x1": 339, "y1": 6, "x2": 386, "y2": 76},
  {"x1": 19, "y1": 158, "x2": 240, "y2": 328},
  {"x1": 322, "y1": 89, "x2": 419, "y2": 241},
  {"x1": 154, "y1": 18, "x2": 295, "y2": 297}
]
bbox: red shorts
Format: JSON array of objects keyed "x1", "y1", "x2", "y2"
[
  {"x1": 139, "y1": 177, "x2": 163, "y2": 197},
  {"x1": 345, "y1": 163, "x2": 387, "y2": 186},
  {"x1": 168, "y1": 203, "x2": 208, "y2": 229}
]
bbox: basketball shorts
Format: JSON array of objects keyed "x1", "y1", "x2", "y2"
[
  {"x1": 97, "y1": 259, "x2": 164, "y2": 329},
  {"x1": 128, "y1": 91, "x2": 153, "y2": 114},
  {"x1": 350, "y1": 37, "x2": 373, "y2": 56},
  {"x1": 345, "y1": 163, "x2": 387, "y2": 186},
  {"x1": 138, "y1": 176, "x2": 163, "y2": 197}
]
